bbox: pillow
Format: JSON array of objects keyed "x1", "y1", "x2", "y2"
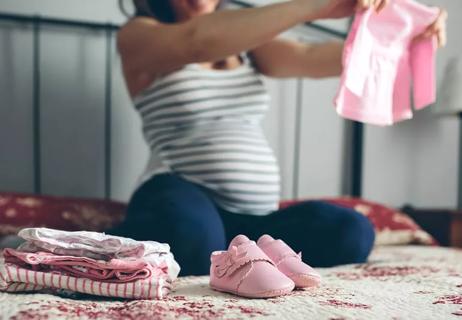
[
  {"x1": 0, "y1": 192, "x2": 126, "y2": 236},
  {"x1": 279, "y1": 197, "x2": 436, "y2": 246}
]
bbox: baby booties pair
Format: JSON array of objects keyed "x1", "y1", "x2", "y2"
[{"x1": 210, "y1": 234, "x2": 321, "y2": 298}]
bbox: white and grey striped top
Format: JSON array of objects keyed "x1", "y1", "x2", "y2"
[{"x1": 133, "y1": 54, "x2": 280, "y2": 215}]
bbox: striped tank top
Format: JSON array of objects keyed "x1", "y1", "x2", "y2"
[{"x1": 133, "y1": 54, "x2": 280, "y2": 215}]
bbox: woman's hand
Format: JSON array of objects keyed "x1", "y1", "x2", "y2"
[
  {"x1": 414, "y1": 9, "x2": 448, "y2": 48},
  {"x1": 310, "y1": 0, "x2": 389, "y2": 19}
]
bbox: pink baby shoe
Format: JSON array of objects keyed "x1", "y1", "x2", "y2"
[
  {"x1": 210, "y1": 235, "x2": 295, "y2": 298},
  {"x1": 257, "y1": 235, "x2": 321, "y2": 288}
]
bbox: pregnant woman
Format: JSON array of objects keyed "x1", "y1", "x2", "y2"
[{"x1": 113, "y1": 0, "x2": 447, "y2": 276}]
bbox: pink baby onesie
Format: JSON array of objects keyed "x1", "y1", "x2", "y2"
[
  {"x1": 335, "y1": 0, "x2": 439, "y2": 126},
  {"x1": 3, "y1": 249, "x2": 155, "y2": 283},
  {"x1": 0, "y1": 257, "x2": 171, "y2": 299}
]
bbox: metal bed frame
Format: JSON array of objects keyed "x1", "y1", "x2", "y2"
[{"x1": 0, "y1": 0, "x2": 363, "y2": 201}]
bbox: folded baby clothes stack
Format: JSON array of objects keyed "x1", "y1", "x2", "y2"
[{"x1": 0, "y1": 228, "x2": 180, "y2": 299}]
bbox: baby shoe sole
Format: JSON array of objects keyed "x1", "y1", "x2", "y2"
[{"x1": 210, "y1": 284, "x2": 294, "y2": 299}]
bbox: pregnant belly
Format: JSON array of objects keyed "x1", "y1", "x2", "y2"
[{"x1": 158, "y1": 132, "x2": 281, "y2": 213}]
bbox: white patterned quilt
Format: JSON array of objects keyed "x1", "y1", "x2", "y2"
[{"x1": 0, "y1": 245, "x2": 461, "y2": 320}]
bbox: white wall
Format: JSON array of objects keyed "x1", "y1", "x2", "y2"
[{"x1": 0, "y1": 0, "x2": 460, "y2": 209}]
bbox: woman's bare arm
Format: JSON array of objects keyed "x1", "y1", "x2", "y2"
[
  {"x1": 249, "y1": 2, "x2": 448, "y2": 79},
  {"x1": 118, "y1": 1, "x2": 329, "y2": 95},
  {"x1": 250, "y1": 38, "x2": 344, "y2": 79}
]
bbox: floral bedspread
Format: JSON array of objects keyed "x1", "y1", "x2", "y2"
[{"x1": 1, "y1": 245, "x2": 461, "y2": 320}]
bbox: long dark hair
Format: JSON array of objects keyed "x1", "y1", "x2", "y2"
[{"x1": 119, "y1": 0, "x2": 227, "y2": 23}]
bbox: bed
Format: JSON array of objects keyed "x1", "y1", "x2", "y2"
[
  {"x1": 0, "y1": 245, "x2": 461, "y2": 320},
  {"x1": 2, "y1": 193, "x2": 460, "y2": 319}
]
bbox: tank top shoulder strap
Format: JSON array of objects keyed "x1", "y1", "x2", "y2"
[
  {"x1": 239, "y1": 52, "x2": 253, "y2": 67},
  {"x1": 240, "y1": 52, "x2": 260, "y2": 74}
]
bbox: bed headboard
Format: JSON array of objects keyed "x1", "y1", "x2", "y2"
[{"x1": 0, "y1": 2, "x2": 364, "y2": 202}]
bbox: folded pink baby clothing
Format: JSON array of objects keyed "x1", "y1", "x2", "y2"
[
  {"x1": 17, "y1": 228, "x2": 180, "y2": 281},
  {"x1": 334, "y1": 0, "x2": 439, "y2": 126},
  {"x1": 0, "y1": 255, "x2": 171, "y2": 299},
  {"x1": 3, "y1": 249, "x2": 154, "y2": 283},
  {"x1": 0, "y1": 228, "x2": 180, "y2": 300}
]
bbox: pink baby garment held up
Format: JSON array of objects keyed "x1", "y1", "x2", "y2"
[{"x1": 335, "y1": 0, "x2": 440, "y2": 126}]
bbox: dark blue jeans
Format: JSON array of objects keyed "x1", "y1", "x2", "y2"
[{"x1": 109, "y1": 174, "x2": 375, "y2": 276}]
